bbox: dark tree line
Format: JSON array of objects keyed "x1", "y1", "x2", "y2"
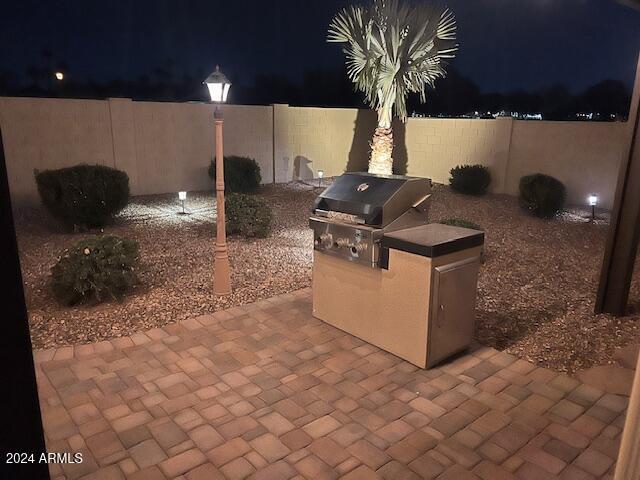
[
  {"x1": 405, "y1": 69, "x2": 631, "y2": 121},
  {"x1": 0, "y1": 60, "x2": 632, "y2": 121}
]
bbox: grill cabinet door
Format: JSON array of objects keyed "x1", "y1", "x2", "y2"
[{"x1": 427, "y1": 257, "x2": 480, "y2": 367}]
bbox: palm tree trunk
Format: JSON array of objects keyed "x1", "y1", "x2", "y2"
[
  {"x1": 369, "y1": 101, "x2": 394, "y2": 175},
  {"x1": 369, "y1": 126, "x2": 393, "y2": 175}
]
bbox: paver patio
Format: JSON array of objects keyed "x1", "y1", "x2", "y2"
[{"x1": 34, "y1": 288, "x2": 627, "y2": 479}]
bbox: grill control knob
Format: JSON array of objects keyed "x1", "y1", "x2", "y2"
[
  {"x1": 351, "y1": 243, "x2": 366, "y2": 253},
  {"x1": 335, "y1": 238, "x2": 351, "y2": 248},
  {"x1": 319, "y1": 233, "x2": 333, "y2": 248}
]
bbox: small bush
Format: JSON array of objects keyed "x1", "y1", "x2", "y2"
[
  {"x1": 225, "y1": 193, "x2": 273, "y2": 238},
  {"x1": 35, "y1": 164, "x2": 129, "y2": 228},
  {"x1": 519, "y1": 173, "x2": 566, "y2": 218},
  {"x1": 51, "y1": 235, "x2": 139, "y2": 306},
  {"x1": 208, "y1": 156, "x2": 261, "y2": 193},
  {"x1": 438, "y1": 218, "x2": 482, "y2": 231},
  {"x1": 449, "y1": 164, "x2": 491, "y2": 195}
]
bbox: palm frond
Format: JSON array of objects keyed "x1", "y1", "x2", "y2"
[{"x1": 328, "y1": 0, "x2": 458, "y2": 124}]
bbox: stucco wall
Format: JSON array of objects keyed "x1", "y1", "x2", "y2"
[
  {"x1": 0, "y1": 97, "x2": 115, "y2": 202},
  {"x1": 273, "y1": 105, "x2": 373, "y2": 183},
  {"x1": 403, "y1": 117, "x2": 513, "y2": 194},
  {"x1": 0, "y1": 97, "x2": 273, "y2": 202},
  {"x1": 272, "y1": 108, "x2": 513, "y2": 194},
  {"x1": 0, "y1": 95, "x2": 633, "y2": 209},
  {"x1": 506, "y1": 121, "x2": 627, "y2": 208}
]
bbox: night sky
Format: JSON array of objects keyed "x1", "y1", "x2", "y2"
[{"x1": 1, "y1": 0, "x2": 639, "y2": 94}]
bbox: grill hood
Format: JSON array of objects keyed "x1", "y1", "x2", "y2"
[{"x1": 312, "y1": 172, "x2": 432, "y2": 227}]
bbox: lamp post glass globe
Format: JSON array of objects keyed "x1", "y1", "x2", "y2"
[
  {"x1": 204, "y1": 66, "x2": 231, "y2": 103},
  {"x1": 54, "y1": 72, "x2": 64, "y2": 80}
]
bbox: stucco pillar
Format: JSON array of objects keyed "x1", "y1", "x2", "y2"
[
  {"x1": 611, "y1": 52, "x2": 640, "y2": 479},
  {"x1": 614, "y1": 351, "x2": 640, "y2": 479},
  {"x1": 626, "y1": 53, "x2": 640, "y2": 140}
]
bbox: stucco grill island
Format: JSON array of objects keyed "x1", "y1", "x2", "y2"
[{"x1": 310, "y1": 172, "x2": 485, "y2": 368}]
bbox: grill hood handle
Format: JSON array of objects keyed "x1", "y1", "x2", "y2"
[{"x1": 412, "y1": 194, "x2": 432, "y2": 213}]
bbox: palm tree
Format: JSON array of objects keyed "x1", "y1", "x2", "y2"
[{"x1": 328, "y1": 0, "x2": 458, "y2": 175}]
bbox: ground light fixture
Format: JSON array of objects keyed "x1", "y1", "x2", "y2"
[
  {"x1": 178, "y1": 191, "x2": 187, "y2": 215},
  {"x1": 318, "y1": 169, "x2": 324, "y2": 187},
  {"x1": 204, "y1": 66, "x2": 232, "y2": 296},
  {"x1": 588, "y1": 193, "x2": 598, "y2": 222}
]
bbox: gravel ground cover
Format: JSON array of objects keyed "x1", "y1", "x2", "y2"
[
  {"x1": 428, "y1": 188, "x2": 640, "y2": 373},
  {"x1": 17, "y1": 183, "x2": 317, "y2": 351},
  {"x1": 16, "y1": 183, "x2": 640, "y2": 373}
]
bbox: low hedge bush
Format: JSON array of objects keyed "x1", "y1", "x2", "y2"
[
  {"x1": 449, "y1": 164, "x2": 491, "y2": 195},
  {"x1": 225, "y1": 193, "x2": 273, "y2": 238},
  {"x1": 438, "y1": 218, "x2": 482, "y2": 231},
  {"x1": 51, "y1": 235, "x2": 139, "y2": 306},
  {"x1": 208, "y1": 156, "x2": 261, "y2": 193},
  {"x1": 519, "y1": 173, "x2": 566, "y2": 218},
  {"x1": 35, "y1": 164, "x2": 129, "y2": 228}
]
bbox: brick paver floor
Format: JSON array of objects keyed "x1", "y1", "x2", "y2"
[{"x1": 33, "y1": 288, "x2": 626, "y2": 479}]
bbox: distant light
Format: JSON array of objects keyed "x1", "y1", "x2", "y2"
[
  {"x1": 318, "y1": 170, "x2": 324, "y2": 179},
  {"x1": 54, "y1": 72, "x2": 64, "y2": 80}
]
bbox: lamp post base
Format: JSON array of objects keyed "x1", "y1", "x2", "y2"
[{"x1": 213, "y1": 249, "x2": 232, "y2": 295}]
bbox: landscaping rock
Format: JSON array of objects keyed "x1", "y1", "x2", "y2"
[{"x1": 613, "y1": 344, "x2": 639, "y2": 369}]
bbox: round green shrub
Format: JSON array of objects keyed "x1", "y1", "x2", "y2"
[
  {"x1": 519, "y1": 173, "x2": 566, "y2": 218},
  {"x1": 449, "y1": 164, "x2": 491, "y2": 195},
  {"x1": 225, "y1": 193, "x2": 273, "y2": 238},
  {"x1": 35, "y1": 164, "x2": 129, "y2": 228},
  {"x1": 51, "y1": 235, "x2": 139, "y2": 306},
  {"x1": 209, "y1": 156, "x2": 262, "y2": 193},
  {"x1": 438, "y1": 218, "x2": 483, "y2": 231}
]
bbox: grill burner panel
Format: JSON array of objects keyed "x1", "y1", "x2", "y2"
[
  {"x1": 311, "y1": 217, "x2": 380, "y2": 267},
  {"x1": 310, "y1": 173, "x2": 432, "y2": 268}
]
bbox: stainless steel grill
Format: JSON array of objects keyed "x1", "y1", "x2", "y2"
[{"x1": 309, "y1": 172, "x2": 432, "y2": 268}]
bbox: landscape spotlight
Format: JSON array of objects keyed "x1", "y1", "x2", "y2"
[
  {"x1": 54, "y1": 72, "x2": 64, "y2": 80},
  {"x1": 178, "y1": 191, "x2": 187, "y2": 215},
  {"x1": 588, "y1": 194, "x2": 598, "y2": 222},
  {"x1": 318, "y1": 169, "x2": 324, "y2": 187}
]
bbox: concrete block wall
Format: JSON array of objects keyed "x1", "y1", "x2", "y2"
[
  {"x1": 273, "y1": 105, "x2": 373, "y2": 183},
  {"x1": 0, "y1": 97, "x2": 115, "y2": 202},
  {"x1": 403, "y1": 117, "x2": 513, "y2": 194},
  {"x1": 0, "y1": 95, "x2": 635, "y2": 209},
  {"x1": 0, "y1": 97, "x2": 273, "y2": 202},
  {"x1": 506, "y1": 121, "x2": 628, "y2": 208}
]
